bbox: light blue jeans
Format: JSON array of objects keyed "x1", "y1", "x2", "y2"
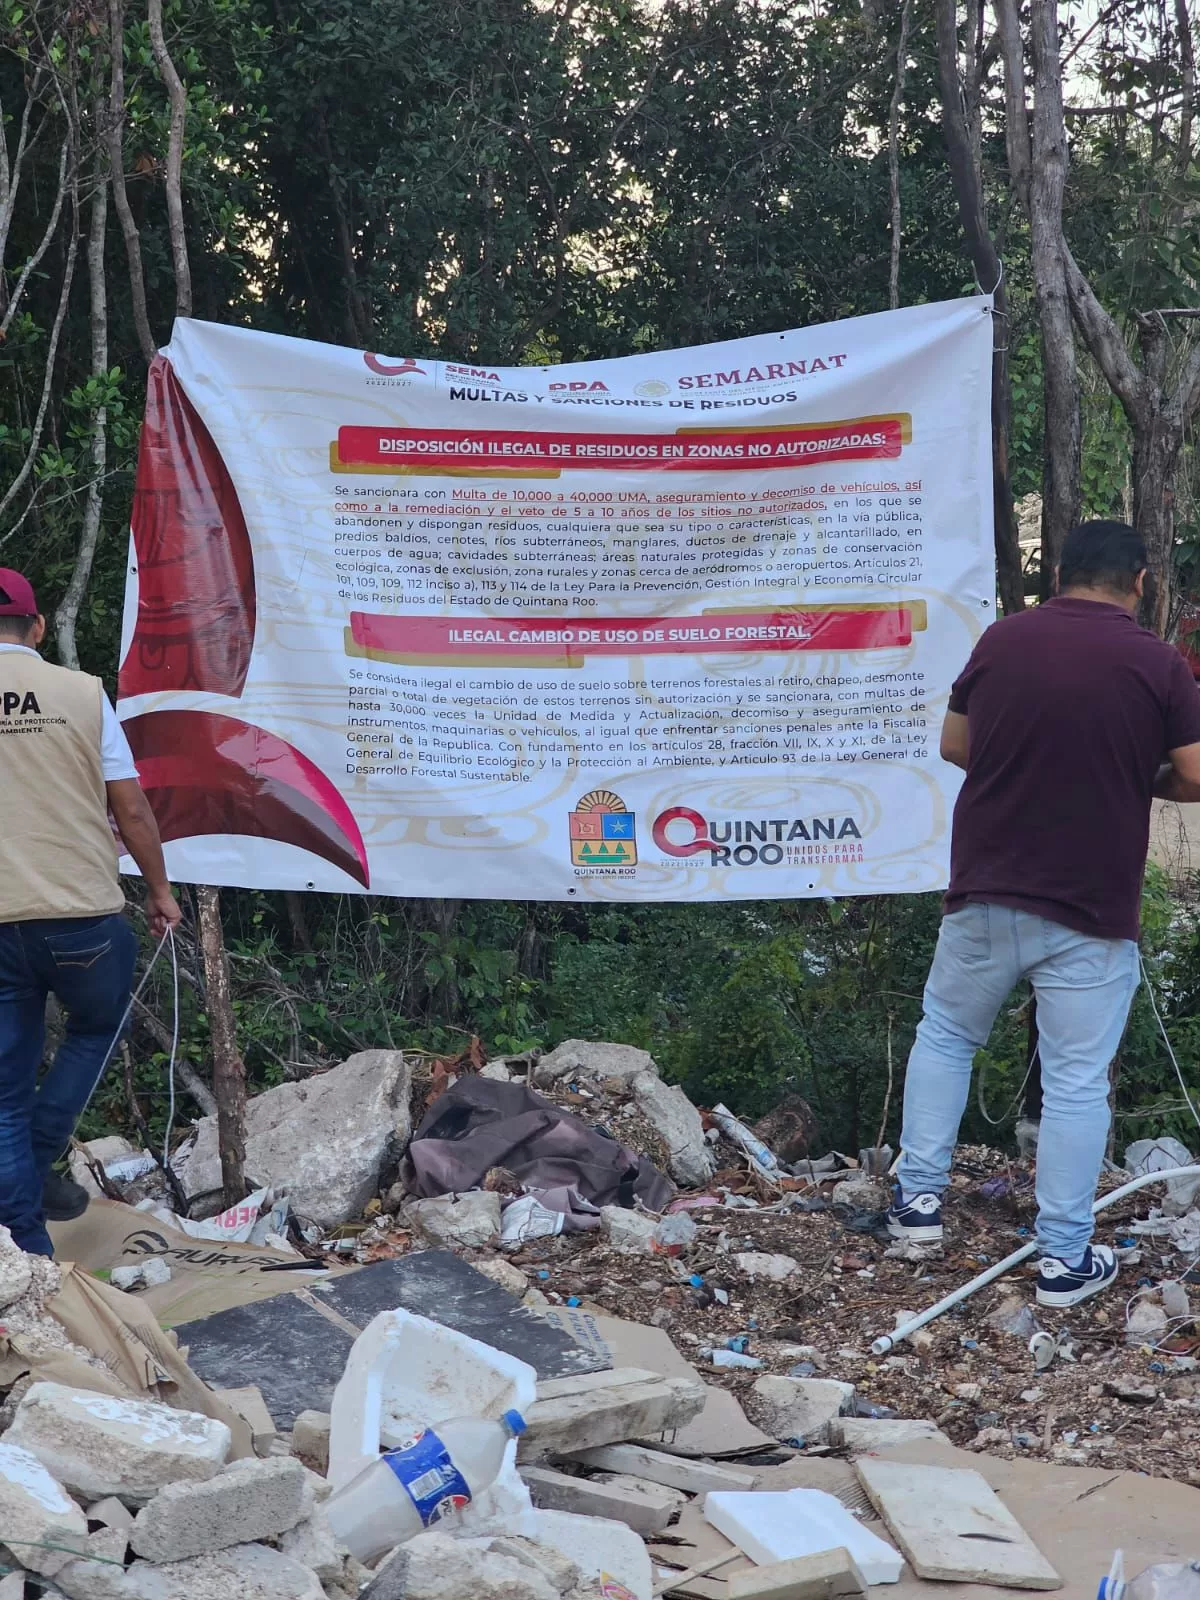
[{"x1": 897, "y1": 904, "x2": 1140, "y2": 1264}]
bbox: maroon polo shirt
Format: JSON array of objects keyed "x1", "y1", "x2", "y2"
[{"x1": 945, "y1": 596, "x2": 1200, "y2": 941}]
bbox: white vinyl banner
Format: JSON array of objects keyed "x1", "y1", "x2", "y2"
[{"x1": 116, "y1": 298, "x2": 994, "y2": 900}]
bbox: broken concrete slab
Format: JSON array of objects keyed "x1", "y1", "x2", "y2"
[
  {"x1": 58, "y1": 1540, "x2": 327, "y2": 1600},
  {"x1": 567, "y1": 1443, "x2": 757, "y2": 1493},
  {"x1": 0, "y1": 1439, "x2": 90, "y2": 1577},
  {"x1": 290, "y1": 1411, "x2": 331, "y2": 1475},
  {"x1": 401, "y1": 1191, "x2": 501, "y2": 1249},
  {"x1": 488, "y1": 1535, "x2": 580, "y2": 1596},
  {"x1": 855, "y1": 1456, "x2": 1060, "y2": 1589},
  {"x1": 110, "y1": 1259, "x2": 171, "y2": 1293},
  {"x1": 214, "y1": 1387, "x2": 277, "y2": 1457},
  {"x1": 175, "y1": 1050, "x2": 413, "y2": 1227},
  {"x1": 519, "y1": 1369, "x2": 706, "y2": 1461},
  {"x1": 471, "y1": 1256, "x2": 528, "y2": 1297},
  {"x1": 521, "y1": 1463, "x2": 682, "y2": 1534},
  {"x1": 725, "y1": 1547, "x2": 867, "y2": 1600},
  {"x1": 130, "y1": 1455, "x2": 307, "y2": 1563},
  {"x1": 404, "y1": 1530, "x2": 562, "y2": 1600},
  {"x1": 630, "y1": 1071, "x2": 715, "y2": 1188},
  {"x1": 536, "y1": 1040, "x2": 656, "y2": 1087},
  {"x1": 832, "y1": 1418, "x2": 948, "y2": 1453},
  {"x1": 830, "y1": 1178, "x2": 890, "y2": 1212},
  {"x1": 87, "y1": 1497, "x2": 135, "y2": 1533},
  {"x1": 278, "y1": 1504, "x2": 344, "y2": 1583},
  {"x1": 600, "y1": 1207, "x2": 658, "y2": 1254},
  {"x1": 751, "y1": 1377, "x2": 855, "y2": 1444},
  {"x1": 9, "y1": 1384, "x2": 231, "y2": 1505},
  {"x1": 359, "y1": 1547, "x2": 410, "y2": 1600}
]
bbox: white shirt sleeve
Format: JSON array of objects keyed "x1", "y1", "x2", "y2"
[{"x1": 100, "y1": 694, "x2": 139, "y2": 782}]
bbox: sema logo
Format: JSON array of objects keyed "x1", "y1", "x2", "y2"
[
  {"x1": 569, "y1": 788, "x2": 637, "y2": 870},
  {"x1": 653, "y1": 805, "x2": 862, "y2": 866},
  {"x1": 362, "y1": 353, "x2": 427, "y2": 381}
]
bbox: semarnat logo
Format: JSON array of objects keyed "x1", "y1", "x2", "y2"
[
  {"x1": 362, "y1": 353, "x2": 427, "y2": 377},
  {"x1": 653, "y1": 805, "x2": 862, "y2": 866}
]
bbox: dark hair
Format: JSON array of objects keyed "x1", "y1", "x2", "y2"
[
  {"x1": 1058, "y1": 519, "x2": 1147, "y2": 594},
  {"x1": 0, "y1": 615, "x2": 36, "y2": 642}
]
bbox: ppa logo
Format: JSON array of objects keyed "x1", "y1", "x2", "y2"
[
  {"x1": 2, "y1": 690, "x2": 40, "y2": 716},
  {"x1": 653, "y1": 805, "x2": 861, "y2": 866},
  {"x1": 362, "y1": 353, "x2": 426, "y2": 377}
]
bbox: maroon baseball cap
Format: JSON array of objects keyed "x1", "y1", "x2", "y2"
[{"x1": 0, "y1": 569, "x2": 38, "y2": 616}]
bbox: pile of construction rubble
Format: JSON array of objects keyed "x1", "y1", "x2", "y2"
[{"x1": 43, "y1": 1037, "x2": 1200, "y2": 1597}]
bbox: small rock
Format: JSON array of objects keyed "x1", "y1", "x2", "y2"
[
  {"x1": 1051, "y1": 1446, "x2": 1088, "y2": 1466},
  {"x1": 480, "y1": 1060, "x2": 513, "y2": 1081},
  {"x1": 471, "y1": 1257, "x2": 528, "y2": 1297},
  {"x1": 751, "y1": 1376, "x2": 855, "y2": 1444},
  {"x1": 953, "y1": 1382, "x2": 983, "y2": 1403},
  {"x1": 891, "y1": 1309, "x2": 934, "y2": 1354},
  {"x1": 401, "y1": 1191, "x2": 501, "y2": 1250},
  {"x1": 830, "y1": 1178, "x2": 890, "y2": 1212},
  {"x1": 1104, "y1": 1378, "x2": 1159, "y2": 1403},
  {"x1": 986, "y1": 1295, "x2": 1040, "y2": 1339},
  {"x1": 110, "y1": 1258, "x2": 172, "y2": 1293},
  {"x1": 600, "y1": 1207, "x2": 658, "y2": 1254},
  {"x1": 966, "y1": 1427, "x2": 1010, "y2": 1452},
  {"x1": 835, "y1": 1417, "x2": 947, "y2": 1451},
  {"x1": 290, "y1": 1411, "x2": 331, "y2": 1476},
  {"x1": 733, "y1": 1251, "x2": 799, "y2": 1282},
  {"x1": 360, "y1": 1547, "x2": 411, "y2": 1599}
]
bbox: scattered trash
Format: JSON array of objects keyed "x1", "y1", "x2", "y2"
[
  {"x1": 1100, "y1": 1552, "x2": 1200, "y2": 1600},
  {"x1": 501, "y1": 1194, "x2": 567, "y2": 1246},
  {"x1": 707, "y1": 1349, "x2": 764, "y2": 1370},
  {"x1": 652, "y1": 1212, "x2": 698, "y2": 1256},
  {"x1": 709, "y1": 1103, "x2": 785, "y2": 1182},
  {"x1": 1125, "y1": 1137, "x2": 1200, "y2": 1214}
]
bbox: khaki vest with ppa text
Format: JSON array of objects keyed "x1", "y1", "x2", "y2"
[{"x1": 0, "y1": 651, "x2": 125, "y2": 923}]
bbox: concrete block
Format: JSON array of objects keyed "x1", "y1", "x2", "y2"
[
  {"x1": 600, "y1": 1207, "x2": 658, "y2": 1254},
  {"x1": 400, "y1": 1191, "x2": 501, "y2": 1249},
  {"x1": 289, "y1": 1410, "x2": 330, "y2": 1475},
  {"x1": 87, "y1": 1497, "x2": 136, "y2": 1532},
  {"x1": 10, "y1": 1384, "x2": 231, "y2": 1505},
  {"x1": 726, "y1": 1547, "x2": 867, "y2": 1600},
  {"x1": 751, "y1": 1377, "x2": 856, "y2": 1445},
  {"x1": 535, "y1": 1040, "x2": 656, "y2": 1087},
  {"x1": 568, "y1": 1443, "x2": 757, "y2": 1493},
  {"x1": 488, "y1": 1535, "x2": 580, "y2": 1595},
  {"x1": 0, "y1": 1439, "x2": 89, "y2": 1577},
  {"x1": 130, "y1": 1456, "x2": 307, "y2": 1562},
  {"x1": 521, "y1": 1464, "x2": 681, "y2": 1534},
  {"x1": 519, "y1": 1369, "x2": 706, "y2": 1461},
  {"x1": 529, "y1": 1508, "x2": 653, "y2": 1600},
  {"x1": 470, "y1": 1256, "x2": 528, "y2": 1297}
]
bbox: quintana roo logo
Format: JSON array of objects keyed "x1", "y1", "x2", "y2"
[{"x1": 569, "y1": 789, "x2": 637, "y2": 867}]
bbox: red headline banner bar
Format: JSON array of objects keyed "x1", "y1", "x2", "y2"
[
  {"x1": 349, "y1": 607, "x2": 913, "y2": 661},
  {"x1": 336, "y1": 422, "x2": 903, "y2": 472}
]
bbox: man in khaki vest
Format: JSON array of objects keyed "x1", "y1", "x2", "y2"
[{"x1": 0, "y1": 567, "x2": 180, "y2": 1256}]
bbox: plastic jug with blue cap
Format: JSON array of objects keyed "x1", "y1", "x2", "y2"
[
  {"x1": 326, "y1": 1408, "x2": 527, "y2": 1563},
  {"x1": 1099, "y1": 1551, "x2": 1200, "y2": 1600}
]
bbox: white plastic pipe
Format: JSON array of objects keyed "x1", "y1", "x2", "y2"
[{"x1": 870, "y1": 1163, "x2": 1200, "y2": 1356}]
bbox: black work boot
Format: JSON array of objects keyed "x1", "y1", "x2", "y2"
[{"x1": 43, "y1": 1169, "x2": 90, "y2": 1221}]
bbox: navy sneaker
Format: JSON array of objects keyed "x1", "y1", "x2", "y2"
[
  {"x1": 886, "y1": 1190, "x2": 943, "y2": 1244},
  {"x1": 1036, "y1": 1244, "x2": 1118, "y2": 1308}
]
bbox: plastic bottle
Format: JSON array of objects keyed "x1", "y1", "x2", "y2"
[
  {"x1": 325, "y1": 1409, "x2": 526, "y2": 1562},
  {"x1": 1099, "y1": 1552, "x2": 1200, "y2": 1600}
]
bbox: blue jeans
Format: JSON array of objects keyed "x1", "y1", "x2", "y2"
[
  {"x1": 897, "y1": 905, "x2": 1139, "y2": 1264},
  {"x1": 0, "y1": 915, "x2": 137, "y2": 1255}
]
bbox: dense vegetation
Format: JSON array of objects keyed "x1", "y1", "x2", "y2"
[{"x1": 4, "y1": 0, "x2": 1200, "y2": 1161}]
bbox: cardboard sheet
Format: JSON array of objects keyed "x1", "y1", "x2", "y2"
[
  {"x1": 649, "y1": 1441, "x2": 1200, "y2": 1600},
  {"x1": 540, "y1": 1308, "x2": 774, "y2": 1458}
]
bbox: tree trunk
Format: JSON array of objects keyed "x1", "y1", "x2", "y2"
[
  {"x1": 933, "y1": 0, "x2": 1025, "y2": 613},
  {"x1": 1131, "y1": 417, "x2": 1180, "y2": 637},
  {"x1": 197, "y1": 885, "x2": 247, "y2": 1206},
  {"x1": 1027, "y1": 0, "x2": 1081, "y2": 592},
  {"x1": 147, "y1": 0, "x2": 192, "y2": 318}
]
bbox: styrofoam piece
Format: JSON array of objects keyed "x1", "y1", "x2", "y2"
[
  {"x1": 530, "y1": 1507, "x2": 652, "y2": 1600},
  {"x1": 704, "y1": 1489, "x2": 903, "y2": 1586},
  {"x1": 327, "y1": 1308, "x2": 538, "y2": 1538}
]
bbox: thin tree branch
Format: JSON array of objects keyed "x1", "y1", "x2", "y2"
[
  {"x1": 147, "y1": 0, "x2": 192, "y2": 319},
  {"x1": 108, "y1": 0, "x2": 156, "y2": 362},
  {"x1": 0, "y1": 133, "x2": 70, "y2": 338},
  {"x1": 56, "y1": 100, "x2": 110, "y2": 672},
  {"x1": 992, "y1": 0, "x2": 1032, "y2": 212}
]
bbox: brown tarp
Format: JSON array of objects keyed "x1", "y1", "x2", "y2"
[{"x1": 401, "y1": 1077, "x2": 674, "y2": 1213}]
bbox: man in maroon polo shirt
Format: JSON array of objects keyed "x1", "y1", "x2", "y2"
[{"x1": 887, "y1": 520, "x2": 1200, "y2": 1306}]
